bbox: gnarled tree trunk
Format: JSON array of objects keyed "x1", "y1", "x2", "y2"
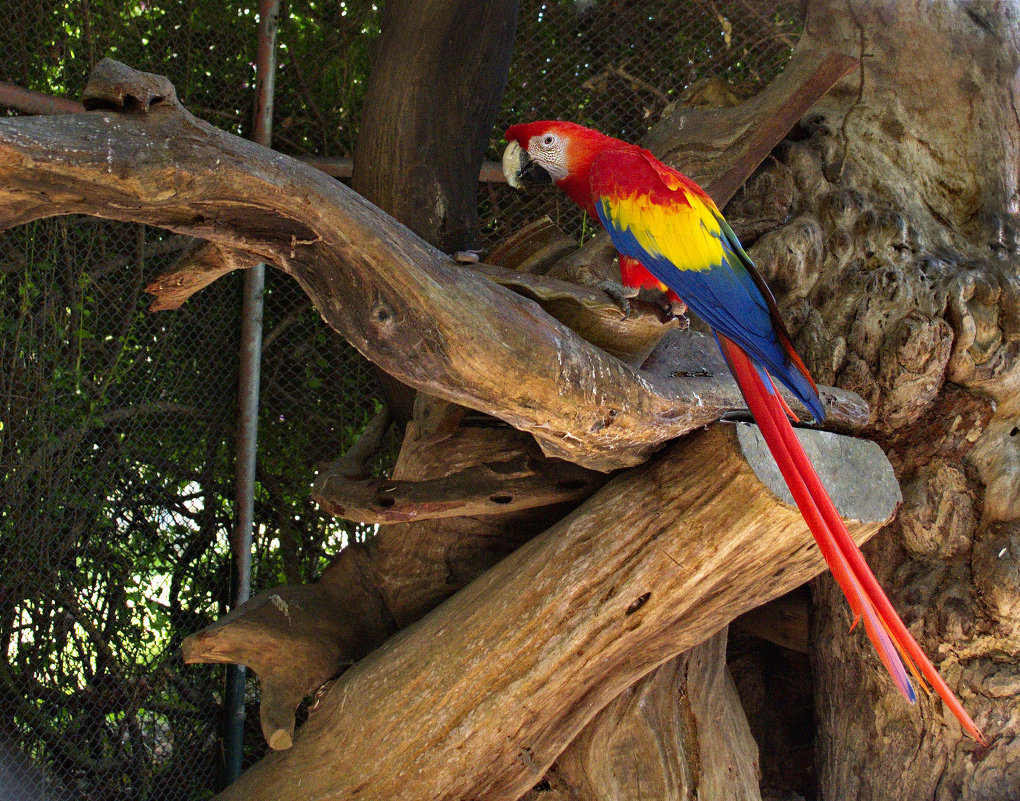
[{"x1": 737, "y1": 1, "x2": 1020, "y2": 797}]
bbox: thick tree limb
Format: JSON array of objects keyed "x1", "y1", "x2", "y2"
[
  {"x1": 0, "y1": 59, "x2": 868, "y2": 471},
  {"x1": 646, "y1": 49, "x2": 860, "y2": 204},
  {"x1": 212, "y1": 423, "x2": 898, "y2": 800},
  {"x1": 181, "y1": 545, "x2": 392, "y2": 751}
]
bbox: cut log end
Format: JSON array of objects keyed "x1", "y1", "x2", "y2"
[{"x1": 736, "y1": 422, "x2": 901, "y2": 522}]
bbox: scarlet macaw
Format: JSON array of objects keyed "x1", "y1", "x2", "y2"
[{"x1": 502, "y1": 120, "x2": 982, "y2": 743}]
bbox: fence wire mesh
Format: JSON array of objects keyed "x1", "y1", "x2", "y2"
[{"x1": 1, "y1": 1, "x2": 801, "y2": 798}]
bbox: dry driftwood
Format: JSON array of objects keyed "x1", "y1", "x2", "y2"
[
  {"x1": 210, "y1": 423, "x2": 897, "y2": 801},
  {"x1": 646, "y1": 49, "x2": 859, "y2": 204},
  {"x1": 312, "y1": 451, "x2": 604, "y2": 524},
  {"x1": 181, "y1": 545, "x2": 391, "y2": 751}
]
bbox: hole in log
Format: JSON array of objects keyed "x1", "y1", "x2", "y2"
[
  {"x1": 375, "y1": 495, "x2": 396, "y2": 509},
  {"x1": 489, "y1": 494, "x2": 513, "y2": 505},
  {"x1": 1011, "y1": 427, "x2": 1018, "y2": 437},
  {"x1": 557, "y1": 478, "x2": 588, "y2": 491},
  {"x1": 626, "y1": 592, "x2": 651, "y2": 615}
]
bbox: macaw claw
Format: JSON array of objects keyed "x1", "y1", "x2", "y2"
[{"x1": 597, "y1": 279, "x2": 640, "y2": 318}]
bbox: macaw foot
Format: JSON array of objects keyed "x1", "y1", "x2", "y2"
[
  {"x1": 657, "y1": 294, "x2": 689, "y2": 328},
  {"x1": 597, "y1": 279, "x2": 640, "y2": 318},
  {"x1": 665, "y1": 297, "x2": 688, "y2": 318},
  {"x1": 453, "y1": 250, "x2": 483, "y2": 264}
]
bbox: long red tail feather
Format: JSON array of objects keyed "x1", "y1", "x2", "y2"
[{"x1": 718, "y1": 335, "x2": 984, "y2": 744}]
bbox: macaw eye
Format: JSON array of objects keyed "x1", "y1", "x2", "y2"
[{"x1": 543, "y1": 135, "x2": 556, "y2": 146}]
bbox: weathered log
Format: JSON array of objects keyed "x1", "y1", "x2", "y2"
[
  {"x1": 211, "y1": 423, "x2": 898, "y2": 801},
  {"x1": 145, "y1": 239, "x2": 258, "y2": 311},
  {"x1": 646, "y1": 49, "x2": 859, "y2": 205},
  {"x1": 181, "y1": 544, "x2": 392, "y2": 751},
  {"x1": 185, "y1": 413, "x2": 576, "y2": 750},
  {"x1": 368, "y1": 416, "x2": 567, "y2": 628},
  {"x1": 545, "y1": 629, "x2": 762, "y2": 801}
]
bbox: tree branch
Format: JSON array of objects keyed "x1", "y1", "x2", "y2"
[
  {"x1": 312, "y1": 451, "x2": 606, "y2": 524},
  {"x1": 0, "y1": 59, "x2": 866, "y2": 472}
]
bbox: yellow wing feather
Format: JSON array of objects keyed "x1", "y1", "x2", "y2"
[{"x1": 603, "y1": 190, "x2": 725, "y2": 273}]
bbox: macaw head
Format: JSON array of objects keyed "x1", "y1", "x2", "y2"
[{"x1": 503, "y1": 121, "x2": 620, "y2": 214}]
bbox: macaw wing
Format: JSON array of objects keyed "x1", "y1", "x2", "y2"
[{"x1": 589, "y1": 148, "x2": 822, "y2": 420}]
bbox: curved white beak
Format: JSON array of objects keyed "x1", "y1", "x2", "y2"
[{"x1": 502, "y1": 140, "x2": 527, "y2": 189}]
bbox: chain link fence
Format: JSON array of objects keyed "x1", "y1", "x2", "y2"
[{"x1": 0, "y1": 1, "x2": 801, "y2": 798}]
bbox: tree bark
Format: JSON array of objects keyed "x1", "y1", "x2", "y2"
[
  {"x1": 541, "y1": 629, "x2": 762, "y2": 801},
  {"x1": 352, "y1": 0, "x2": 518, "y2": 253}
]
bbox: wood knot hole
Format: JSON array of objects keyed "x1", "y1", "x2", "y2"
[
  {"x1": 626, "y1": 592, "x2": 651, "y2": 615},
  {"x1": 371, "y1": 302, "x2": 395, "y2": 332}
]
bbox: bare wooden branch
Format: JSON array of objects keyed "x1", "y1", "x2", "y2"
[
  {"x1": 473, "y1": 261, "x2": 682, "y2": 366},
  {"x1": 145, "y1": 240, "x2": 259, "y2": 311},
  {"x1": 646, "y1": 49, "x2": 860, "y2": 205},
  {"x1": 181, "y1": 545, "x2": 392, "y2": 751},
  {"x1": 0, "y1": 59, "x2": 870, "y2": 471},
  {"x1": 487, "y1": 216, "x2": 577, "y2": 272},
  {"x1": 312, "y1": 452, "x2": 606, "y2": 523},
  {"x1": 213, "y1": 423, "x2": 899, "y2": 801}
]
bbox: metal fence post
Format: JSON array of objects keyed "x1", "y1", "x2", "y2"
[{"x1": 223, "y1": 0, "x2": 280, "y2": 786}]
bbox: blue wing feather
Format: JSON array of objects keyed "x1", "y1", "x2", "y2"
[{"x1": 590, "y1": 153, "x2": 824, "y2": 421}]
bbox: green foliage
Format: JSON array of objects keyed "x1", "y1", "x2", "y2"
[
  {"x1": 0, "y1": 2, "x2": 387, "y2": 785},
  {"x1": 273, "y1": 0, "x2": 383, "y2": 156}
]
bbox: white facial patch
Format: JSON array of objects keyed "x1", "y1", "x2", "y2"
[{"x1": 528, "y1": 133, "x2": 569, "y2": 182}]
